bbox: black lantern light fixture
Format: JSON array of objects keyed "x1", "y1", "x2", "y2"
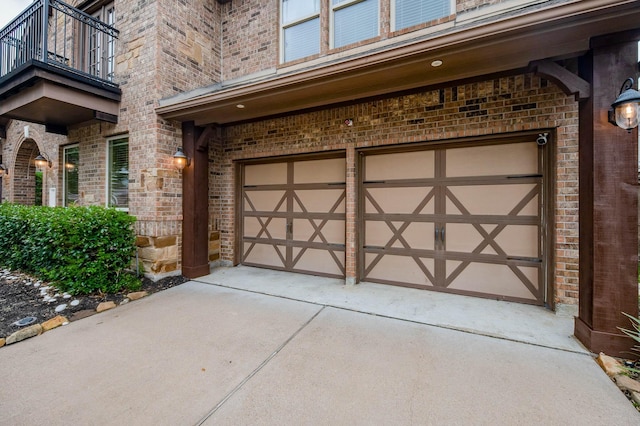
[
  {"x1": 34, "y1": 153, "x2": 52, "y2": 169},
  {"x1": 609, "y1": 78, "x2": 640, "y2": 132},
  {"x1": 172, "y1": 146, "x2": 191, "y2": 171},
  {"x1": 0, "y1": 164, "x2": 8, "y2": 177}
]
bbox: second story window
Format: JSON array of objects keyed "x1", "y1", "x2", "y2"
[
  {"x1": 282, "y1": 0, "x2": 320, "y2": 62},
  {"x1": 88, "y1": 2, "x2": 116, "y2": 81},
  {"x1": 332, "y1": 0, "x2": 379, "y2": 49},
  {"x1": 393, "y1": 0, "x2": 452, "y2": 32}
]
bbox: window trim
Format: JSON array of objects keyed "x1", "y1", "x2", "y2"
[
  {"x1": 280, "y1": 0, "x2": 321, "y2": 63},
  {"x1": 330, "y1": 0, "x2": 380, "y2": 50},
  {"x1": 106, "y1": 135, "x2": 129, "y2": 212},
  {"x1": 86, "y1": 1, "x2": 116, "y2": 81},
  {"x1": 62, "y1": 144, "x2": 79, "y2": 207},
  {"x1": 390, "y1": 0, "x2": 455, "y2": 33}
]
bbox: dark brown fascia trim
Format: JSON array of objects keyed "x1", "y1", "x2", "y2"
[
  {"x1": 529, "y1": 59, "x2": 591, "y2": 101},
  {"x1": 156, "y1": 0, "x2": 635, "y2": 118}
]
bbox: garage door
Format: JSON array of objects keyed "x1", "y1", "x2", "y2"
[
  {"x1": 241, "y1": 156, "x2": 346, "y2": 278},
  {"x1": 361, "y1": 139, "x2": 546, "y2": 304}
]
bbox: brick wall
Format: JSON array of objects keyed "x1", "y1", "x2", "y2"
[
  {"x1": 215, "y1": 73, "x2": 580, "y2": 306},
  {"x1": 1, "y1": 122, "x2": 66, "y2": 206},
  {"x1": 221, "y1": 0, "x2": 278, "y2": 79}
]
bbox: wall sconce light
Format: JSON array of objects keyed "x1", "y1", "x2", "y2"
[
  {"x1": 34, "y1": 153, "x2": 52, "y2": 169},
  {"x1": 0, "y1": 164, "x2": 8, "y2": 177},
  {"x1": 172, "y1": 147, "x2": 191, "y2": 171},
  {"x1": 609, "y1": 78, "x2": 640, "y2": 132}
]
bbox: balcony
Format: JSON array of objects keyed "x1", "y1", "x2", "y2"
[{"x1": 0, "y1": 0, "x2": 121, "y2": 135}]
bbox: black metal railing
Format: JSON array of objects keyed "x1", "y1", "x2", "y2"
[{"x1": 0, "y1": 0, "x2": 119, "y2": 86}]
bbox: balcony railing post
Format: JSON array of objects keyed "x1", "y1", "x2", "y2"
[{"x1": 41, "y1": 0, "x2": 49, "y2": 62}]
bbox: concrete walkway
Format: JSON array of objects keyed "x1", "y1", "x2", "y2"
[{"x1": 0, "y1": 267, "x2": 638, "y2": 425}]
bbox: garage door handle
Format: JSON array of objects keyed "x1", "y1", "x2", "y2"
[
  {"x1": 440, "y1": 227, "x2": 445, "y2": 242},
  {"x1": 435, "y1": 227, "x2": 440, "y2": 242}
]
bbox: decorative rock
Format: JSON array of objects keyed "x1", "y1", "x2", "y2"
[
  {"x1": 596, "y1": 353, "x2": 625, "y2": 377},
  {"x1": 120, "y1": 298, "x2": 129, "y2": 305},
  {"x1": 126, "y1": 291, "x2": 148, "y2": 301},
  {"x1": 55, "y1": 304, "x2": 68, "y2": 313},
  {"x1": 632, "y1": 392, "x2": 640, "y2": 405},
  {"x1": 70, "y1": 300, "x2": 80, "y2": 307},
  {"x1": 33, "y1": 282, "x2": 40, "y2": 288},
  {"x1": 6, "y1": 324, "x2": 43, "y2": 345},
  {"x1": 614, "y1": 375, "x2": 640, "y2": 393},
  {"x1": 42, "y1": 316, "x2": 69, "y2": 332},
  {"x1": 96, "y1": 301, "x2": 116, "y2": 313},
  {"x1": 63, "y1": 294, "x2": 71, "y2": 299},
  {"x1": 0, "y1": 338, "x2": 5, "y2": 348},
  {"x1": 70, "y1": 310, "x2": 95, "y2": 321}
]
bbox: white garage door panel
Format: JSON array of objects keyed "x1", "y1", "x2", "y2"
[
  {"x1": 242, "y1": 156, "x2": 346, "y2": 279},
  {"x1": 362, "y1": 139, "x2": 545, "y2": 304}
]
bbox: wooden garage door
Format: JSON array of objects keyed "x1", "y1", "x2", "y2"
[
  {"x1": 361, "y1": 139, "x2": 546, "y2": 304},
  {"x1": 241, "y1": 156, "x2": 346, "y2": 278}
]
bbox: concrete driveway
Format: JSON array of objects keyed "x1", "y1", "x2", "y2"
[{"x1": 0, "y1": 267, "x2": 638, "y2": 425}]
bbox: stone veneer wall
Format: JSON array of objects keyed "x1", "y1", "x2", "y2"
[{"x1": 214, "y1": 74, "x2": 580, "y2": 307}]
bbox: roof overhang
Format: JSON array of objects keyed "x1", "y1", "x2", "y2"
[{"x1": 157, "y1": 0, "x2": 640, "y2": 126}]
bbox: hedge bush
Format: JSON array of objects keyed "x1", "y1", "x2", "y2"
[{"x1": 0, "y1": 204, "x2": 140, "y2": 295}]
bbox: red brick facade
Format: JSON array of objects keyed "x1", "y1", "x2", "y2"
[{"x1": 216, "y1": 74, "x2": 579, "y2": 306}]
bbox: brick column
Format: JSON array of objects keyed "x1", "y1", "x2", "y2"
[
  {"x1": 345, "y1": 146, "x2": 357, "y2": 285},
  {"x1": 182, "y1": 121, "x2": 210, "y2": 278},
  {"x1": 575, "y1": 32, "x2": 639, "y2": 356}
]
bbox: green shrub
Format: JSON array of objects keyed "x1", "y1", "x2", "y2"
[{"x1": 0, "y1": 204, "x2": 139, "y2": 295}]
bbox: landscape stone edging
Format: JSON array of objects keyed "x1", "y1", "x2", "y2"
[
  {"x1": 0, "y1": 291, "x2": 148, "y2": 348},
  {"x1": 596, "y1": 352, "x2": 640, "y2": 408}
]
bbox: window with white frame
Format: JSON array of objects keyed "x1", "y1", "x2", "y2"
[
  {"x1": 88, "y1": 2, "x2": 116, "y2": 81},
  {"x1": 107, "y1": 136, "x2": 128, "y2": 210},
  {"x1": 281, "y1": 0, "x2": 320, "y2": 62},
  {"x1": 63, "y1": 145, "x2": 79, "y2": 207},
  {"x1": 393, "y1": 0, "x2": 451, "y2": 32},
  {"x1": 332, "y1": 0, "x2": 379, "y2": 49}
]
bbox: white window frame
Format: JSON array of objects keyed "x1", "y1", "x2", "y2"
[
  {"x1": 330, "y1": 0, "x2": 380, "y2": 49},
  {"x1": 106, "y1": 135, "x2": 129, "y2": 212},
  {"x1": 62, "y1": 144, "x2": 79, "y2": 207},
  {"x1": 391, "y1": 0, "x2": 454, "y2": 32},
  {"x1": 280, "y1": 0, "x2": 321, "y2": 63}
]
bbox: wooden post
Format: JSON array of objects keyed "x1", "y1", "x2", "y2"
[
  {"x1": 181, "y1": 121, "x2": 210, "y2": 278},
  {"x1": 575, "y1": 31, "x2": 639, "y2": 356}
]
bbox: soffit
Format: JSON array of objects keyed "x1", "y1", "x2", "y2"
[{"x1": 156, "y1": 0, "x2": 640, "y2": 126}]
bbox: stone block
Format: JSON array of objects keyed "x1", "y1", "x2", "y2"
[
  {"x1": 127, "y1": 291, "x2": 148, "y2": 301},
  {"x1": 136, "y1": 236, "x2": 151, "y2": 247},
  {"x1": 96, "y1": 301, "x2": 116, "y2": 313},
  {"x1": 154, "y1": 236, "x2": 177, "y2": 248},
  {"x1": 0, "y1": 338, "x2": 5, "y2": 348},
  {"x1": 209, "y1": 252, "x2": 220, "y2": 261},
  {"x1": 210, "y1": 231, "x2": 220, "y2": 241},
  {"x1": 6, "y1": 324, "x2": 43, "y2": 345},
  {"x1": 42, "y1": 316, "x2": 69, "y2": 332},
  {"x1": 596, "y1": 353, "x2": 625, "y2": 377},
  {"x1": 614, "y1": 375, "x2": 640, "y2": 393}
]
